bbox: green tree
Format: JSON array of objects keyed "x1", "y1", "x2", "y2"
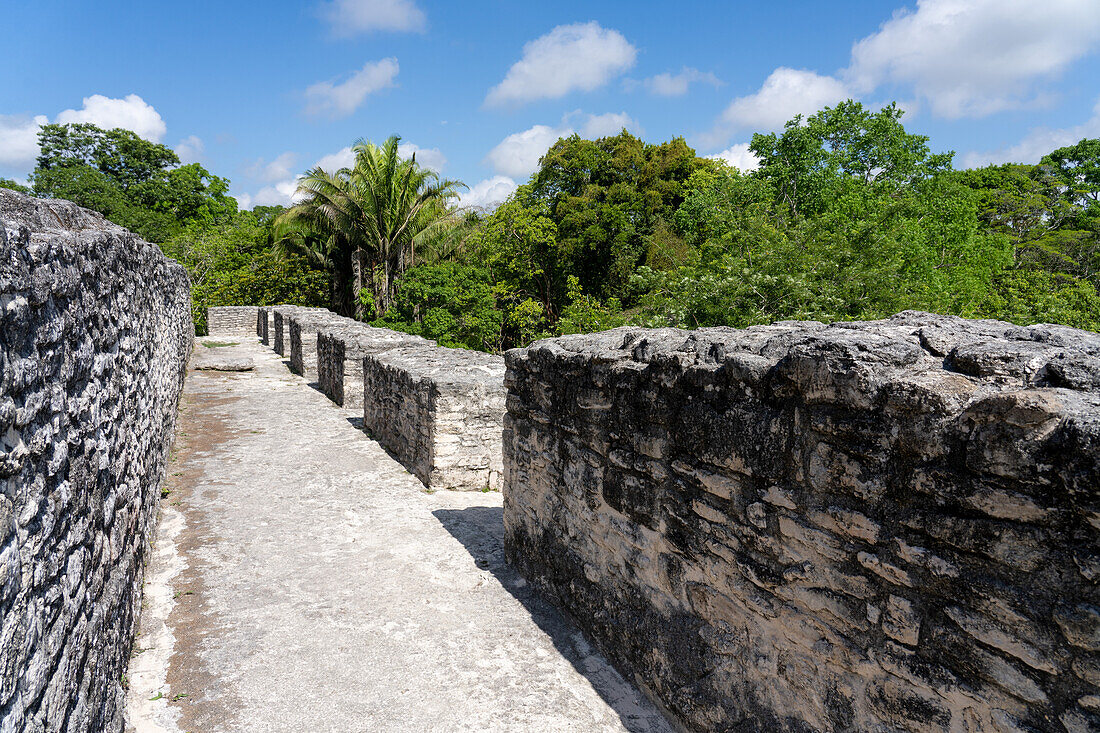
[
  {"x1": 0, "y1": 178, "x2": 31, "y2": 194},
  {"x1": 276, "y1": 135, "x2": 465, "y2": 319},
  {"x1": 30, "y1": 123, "x2": 235, "y2": 241},
  {"x1": 373, "y1": 262, "x2": 503, "y2": 350}
]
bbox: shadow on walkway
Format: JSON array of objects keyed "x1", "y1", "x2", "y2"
[{"x1": 433, "y1": 506, "x2": 672, "y2": 733}]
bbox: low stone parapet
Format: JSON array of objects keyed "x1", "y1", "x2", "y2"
[
  {"x1": 364, "y1": 344, "x2": 506, "y2": 490},
  {"x1": 503, "y1": 311, "x2": 1100, "y2": 732},
  {"x1": 288, "y1": 310, "x2": 347, "y2": 381},
  {"x1": 208, "y1": 305, "x2": 259, "y2": 336},
  {"x1": 316, "y1": 324, "x2": 433, "y2": 408},
  {"x1": 271, "y1": 305, "x2": 328, "y2": 356}
]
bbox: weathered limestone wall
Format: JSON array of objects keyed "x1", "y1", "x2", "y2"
[
  {"x1": 316, "y1": 324, "x2": 432, "y2": 409},
  {"x1": 503, "y1": 312, "x2": 1100, "y2": 732},
  {"x1": 364, "y1": 345, "x2": 506, "y2": 490},
  {"x1": 207, "y1": 305, "x2": 258, "y2": 336},
  {"x1": 254, "y1": 306, "x2": 506, "y2": 491},
  {"x1": 256, "y1": 306, "x2": 268, "y2": 342},
  {"x1": 271, "y1": 305, "x2": 327, "y2": 357},
  {"x1": 288, "y1": 311, "x2": 344, "y2": 382},
  {"x1": 0, "y1": 191, "x2": 192, "y2": 732}
]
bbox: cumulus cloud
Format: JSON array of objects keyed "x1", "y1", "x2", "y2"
[
  {"x1": 575, "y1": 111, "x2": 641, "y2": 138},
  {"x1": 0, "y1": 114, "x2": 49, "y2": 169},
  {"x1": 248, "y1": 152, "x2": 298, "y2": 182},
  {"x1": 485, "y1": 125, "x2": 565, "y2": 179},
  {"x1": 846, "y1": 0, "x2": 1100, "y2": 118},
  {"x1": 251, "y1": 180, "x2": 303, "y2": 208},
  {"x1": 962, "y1": 98, "x2": 1100, "y2": 168},
  {"x1": 397, "y1": 142, "x2": 446, "y2": 172},
  {"x1": 56, "y1": 94, "x2": 167, "y2": 141},
  {"x1": 485, "y1": 22, "x2": 636, "y2": 107},
  {"x1": 460, "y1": 176, "x2": 518, "y2": 212},
  {"x1": 314, "y1": 146, "x2": 357, "y2": 172},
  {"x1": 1, "y1": 95, "x2": 171, "y2": 174},
  {"x1": 708, "y1": 143, "x2": 759, "y2": 172},
  {"x1": 321, "y1": 0, "x2": 425, "y2": 35},
  {"x1": 175, "y1": 135, "x2": 204, "y2": 164},
  {"x1": 644, "y1": 67, "x2": 722, "y2": 97},
  {"x1": 304, "y1": 58, "x2": 399, "y2": 118},
  {"x1": 485, "y1": 112, "x2": 643, "y2": 179},
  {"x1": 722, "y1": 68, "x2": 851, "y2": 132}
]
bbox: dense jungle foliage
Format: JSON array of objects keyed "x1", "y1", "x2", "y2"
[{"x1": 21, "y1": 102, "x2": 1100, "y2": 343}]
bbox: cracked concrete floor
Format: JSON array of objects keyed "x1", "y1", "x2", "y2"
[{"x1": 124, "y1": 336, "x2": 673, "y2": 733}]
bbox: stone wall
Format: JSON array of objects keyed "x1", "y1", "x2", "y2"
[
  {"x1": 254, "y1": 307, "x2": 507, "y2": 491},
  {"x1": 206, "y1": 305, "x2": 258, "y2": 336},
  {"x1": 288, "y1": 311, "x2": 344, "y2": 382},
  {"x1": 256, "y1": 306, "x2": 268, "y2": 343},
  {"x1": 0, "y1": 191, "x2": 192, "y2": 732},
  {"x1": 272, "y1": 305, "x2": 326, "y2": 357},
  {"x1": 503, "y1": 312, "x2": 1100, "y2": 733},
  {"x1": 316, "y1": 324, "x2": 431, "y2": 409},
  {"x1": 364, "y1": 345, "x2": 506, "y2": 490}
]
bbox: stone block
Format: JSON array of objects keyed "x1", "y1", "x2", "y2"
[
  {"x1": 364, "y1": 344, "x2": 506, "y2": 490},
  {"x1": 503, "y1": 313, "x2": 1100, "y2": 732}
]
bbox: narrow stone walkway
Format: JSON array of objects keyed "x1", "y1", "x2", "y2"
[{"x1": 125, "y1": 337, "x2": 672, "y2": 733}]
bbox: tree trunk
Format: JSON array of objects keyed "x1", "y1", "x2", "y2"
[{"x1": 351, "y1": 246, "x2": 369, "y2": 320}]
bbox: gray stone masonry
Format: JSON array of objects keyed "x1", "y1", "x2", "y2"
[
  {"x1": 288, "y1": 310, "x2": 346, "y2": 382},
  {"x1": 365, "y1": 344, "x2": 507, "y2": 491},
  {"x1": 0, "y1": 190, "x2": 192, "y2": 732},
  {"x1": 271, "y1": 305, "x2": 327, "y2": 357},
  {"x1": 317, "y1": 323, "x2": 433, "y2": 409},
  {"x1": 207, "y1": 306, "x2": 258, "y2": 336},
  {"x1": 503, "y1": 311, "x2": 1100, "y2": 732}
]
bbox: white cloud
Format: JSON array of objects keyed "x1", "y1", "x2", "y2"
[
  {"x1": 304, "y1": 58, "x2": 399, "y2": 118},
  {"x1": 56, "y1": 94, "x2": 167, "y2": 142},
  {"x1": 397, "y1": 142, "x2": 446, "y2": 172},
  {"x1": 234, "y1": 193, "x2": 252, "y2": 210},
  {"x1": 460, "y1": 176, "x2": 518, "y2": 211},
  {"x1": 314, "y1": 146, "x2": 356, "y2": 172},
  {"x1": 175, "y1": 135, "x2": 204, "y2": 164},
  {"x1": 485, "y1": 22, "x2": 636, "y2": 107},
  {"x1": 708, "y1": 143, "x2": 759, "y2": 172},
  {"x1": 0, "y1": 114, "x2": 48, "y2": 169},
  {"x1": 485, "y1": 112, "x2": 644, "y2": 179},
  {"x1": 485, "y1": 124, "x2": 569, "y2": 179},
  {"x1": 249, "y1": 152, "x2": 298, "y2": 182},
  {"x1": 251, "y1": 179, "x2": 303, "y2": 208},
  {"x1": 575, "y1": 111, "x2": 641, "y2": 138},
  {"x1": 722, "y1": 68, "x2": 851, "y2": 132},
  {"x1": 846, "y1": 0, "x2": 1100, "y2": 119},
  {"x1": 644, "y1": 67, "x2": 721, "y2": 97},
  {"x1": 962, "y1": 98, "x2": 1100, "y2": 168},
  {"x1": 321, "y1": 0, "x2": 425, "y2": 35}
]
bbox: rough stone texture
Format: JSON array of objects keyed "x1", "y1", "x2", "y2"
[
  {"x1": 125, "y1": 337, "x2": 671, "y2": 733},
  {"x1": 287, "y1": 310, "x2": 344, "y2": 382},
  {"x1": 364, "y1": 344, "x2": 507, "y2": 491},
  {"x1": 0, "y1": 190, "x2": 191, "y2": 733},
  {"x1": 206, "y1": 306, "x2": 257, "y2": 336},
  {"x1": 503, "y1": 312, "x2": 1100, "y2": 733},
  {"x1": 316, "y1": 323, "x2": 433, "y2": 409},
  {"x1": 271, "y1": 305, "x2": 326, "y2": 358}
]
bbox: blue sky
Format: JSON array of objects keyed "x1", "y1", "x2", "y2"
[{"x1": 3, "y1": 0, "x2": 1100, "y2": 210}]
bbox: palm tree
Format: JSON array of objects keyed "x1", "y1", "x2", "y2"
[{"x1": 274, "y1": 135, "x2": 465, "y2": 319}]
